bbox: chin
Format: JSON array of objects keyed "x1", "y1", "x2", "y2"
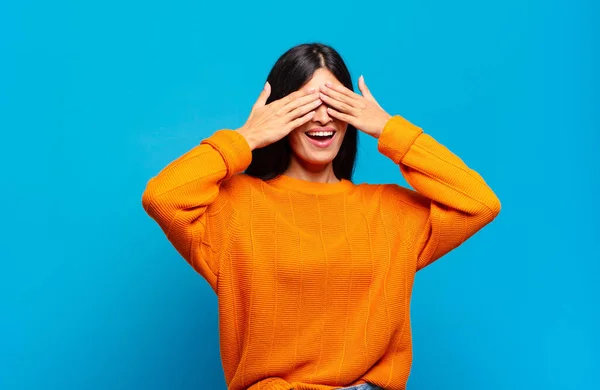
[
  {"x1": 298, "y1": 141, "x2": 342, "y2": 165},
  {"x1": 298, "y1": 154, "x2": 337, "y2": 166}
]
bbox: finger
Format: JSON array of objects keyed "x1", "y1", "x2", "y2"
[
  {"x1": 321, "y1": 81, "x2": 360, "y2": 102},
  {"x1": 320, "y1": 83, "x2": 358, "y2": 107},
  {"x1": 319, "y1": 92, "x2": 356, "y2": 115},
  {"x1": 326, "y1": 107, "x2": 353, "y2": 123},
  {"x1": 278, "y1": 88, "x2": 315, "y2": 109},
  {"x1": 254, "y1": 81, "x2": 271, "y2": 108},
  {"x1": 285, "y1": 97, "x2": 322, "y2": 120},
  {"x1": 280, "y1": 88, "x2": 319, "y2": 115},
  {"x1": 358, "y1": 75, "x2": 375, "y2": 101},
  {"x1": 287, "y1": 110, "x2": 316, "y2": 130}
]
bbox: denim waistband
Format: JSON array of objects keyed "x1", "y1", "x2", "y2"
[{"x1": 336, "y1": 382, "x2": 384, "y2": 390}]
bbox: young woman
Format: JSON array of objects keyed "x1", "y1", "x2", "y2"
[{"x1": 142, "y1": 43, "x2": 501, "y2": 390}]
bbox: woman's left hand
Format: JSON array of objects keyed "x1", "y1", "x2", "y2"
[{"x1": 319, "y1": 75, "x2": 392, "y2": 138}]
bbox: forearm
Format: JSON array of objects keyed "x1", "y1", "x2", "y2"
[
  {"x1": 143, "y1": 130, "x2": 250, "y2": 208},
  {"x1": 378, "y1": 115, "x2": 501, "y2": 216},
  {"x1": 141, "y1": 129, "x2": 252, "y2": 284}
]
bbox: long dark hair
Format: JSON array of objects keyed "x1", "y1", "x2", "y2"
[{"x1": 244, "y1": 43, "x2": 358, "y2": 181}]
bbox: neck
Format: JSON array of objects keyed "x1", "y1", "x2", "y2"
[{"x1": 283, "y1": 157, "x2": 340, "y2": 184}]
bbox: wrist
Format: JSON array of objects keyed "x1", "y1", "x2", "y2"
[
  {"x1": 235, "y1": 126, "x2": 256, "y2": 151},
  {"x1": 373, "y1": 113, "x2": 393, "y2": 139}
]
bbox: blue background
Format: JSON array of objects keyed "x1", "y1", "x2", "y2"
[{"x1": 1, "y1": 0, "x2": 598, "y2": 389}]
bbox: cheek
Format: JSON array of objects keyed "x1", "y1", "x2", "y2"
[
  {"x1": 288, "y1": 131, "x2": 306, "y2": 150},
  {"x1": 334, "y1": 119, "x2": 348, "y2": 132},
  {"x1": 336, "y1": 124, "x2": 348, "y2": 141}
]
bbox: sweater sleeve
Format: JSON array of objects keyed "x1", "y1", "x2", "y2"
[
  {"x1": 141, "y1": 129, "x2": 252, "y2": 290},
  {"x1": 378, "y1": 115, "x2": 501, "y2": 271}
]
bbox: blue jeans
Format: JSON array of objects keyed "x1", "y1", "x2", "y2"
[{"x1": 336, "y1": 383, "x2": 384, "y2": 390}]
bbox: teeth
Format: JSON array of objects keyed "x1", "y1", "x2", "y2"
[{"x1": 306, "y1": 131, "x2": 334, "y2": 136}]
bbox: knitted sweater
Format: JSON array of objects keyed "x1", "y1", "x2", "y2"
[{"x1": 141, "y1": 115, "x2": 501, "y2": 390}]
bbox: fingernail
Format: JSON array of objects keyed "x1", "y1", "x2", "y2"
[
  {"x1": 325, "y1": 81, "x2": 332, "y2": 87},
  {"x1": 320, "y1": 93, "x2": 325, "y2": 99},
  {"x1": 308, "y1": 87, "x2": 316, "y2": 93},
  {"x1": 264, "y1": 81, "x2": 269, "y2": 90}
]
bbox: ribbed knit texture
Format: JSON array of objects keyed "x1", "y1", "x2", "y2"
[{"x1": 142, "y1": 115, "x2": 501, "y2": 390}]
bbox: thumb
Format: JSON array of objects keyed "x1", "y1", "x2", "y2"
[
  {"x1": 254, "y1": 81, "x2": 271, "y2": 108},
  {"x1": 358, "y1": 75, "x2": 375, "y2": 101}
]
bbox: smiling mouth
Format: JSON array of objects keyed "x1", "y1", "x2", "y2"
[{"x1": 305, "y1": 130, "x2": 336, "y2": 141}]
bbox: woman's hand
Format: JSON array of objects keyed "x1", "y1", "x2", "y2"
[
  {"x1": 237, "y1": 82, "x2": 323, "y2": 150},
  {"x1": 319, "y1": 75, "x2": 392, "y2": 138}
]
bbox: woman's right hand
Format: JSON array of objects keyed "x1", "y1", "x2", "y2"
[{"x1": 236, "y1": 82, "x2": 322, "y2": 150}]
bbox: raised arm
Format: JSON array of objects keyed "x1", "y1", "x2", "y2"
[
  {"x1": 318, "y1": 75, "x2": 501, "y2": 271},
  {"x1": 142, "y1": 82, "x2": 325, "y2": 289},
  {"x1": 378, "y1": 115, "x2": 501, "y2": 270},
  {"x1": 141, "y1": 130, "x2": 252, "y2": 290}
]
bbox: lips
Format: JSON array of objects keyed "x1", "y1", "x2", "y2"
[{"x1": 304, "y1": 129, "x2": 337, "y2": 148}]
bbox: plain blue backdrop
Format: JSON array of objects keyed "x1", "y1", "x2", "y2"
[{"x1": 1, "y1": 0, "x2": 598, "y2": 389}]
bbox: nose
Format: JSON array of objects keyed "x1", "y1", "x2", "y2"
[{"x1": 313, "y1": 101, "x2": 332, "y2": 125}]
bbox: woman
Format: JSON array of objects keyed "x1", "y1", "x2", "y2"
[{"x1": 142, "y1": 43, "x2": 501, "y2": 390}]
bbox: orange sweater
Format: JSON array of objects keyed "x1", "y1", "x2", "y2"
[{"x1": 142, "y1": 115, "x2": 501, "y2": 390}]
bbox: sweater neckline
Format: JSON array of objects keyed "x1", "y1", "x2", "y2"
[{"x1": 266, "y1": 174, "x2": 354, "y2": 195}]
